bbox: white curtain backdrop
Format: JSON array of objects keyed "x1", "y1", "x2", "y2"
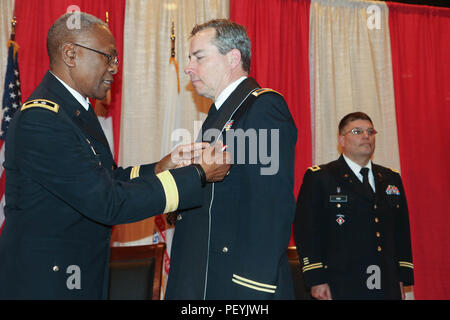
[
  {"x1": 120, "y1": 0, "x2": 228, "y2": 168},
  {"x1": 309, "y1": 0, "x2": 401, "y2": 171},
  {"x1": 114, "y1": 0, "x2": 229, "y2": 298},
  {"x1": 0, "y1": 0, "x2": 15, "y2": 118},
  {"x1": 115, "y1": 0, "x2": 228, "y2": 242}
]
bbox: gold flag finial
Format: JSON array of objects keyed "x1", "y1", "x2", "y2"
[
  {"x1": 10, "y1": 16, "x2": 17, "y2": 41},
  {"x1": 11, "y1": 16, "x2": 17, "y2": 40},
  {"x1": 11, "y1": 16, "x2": 17, "y2": 33}
]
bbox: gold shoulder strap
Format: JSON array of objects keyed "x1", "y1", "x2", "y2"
[{"x1": 21, "y1": 99, "x2": 59, "y2": 113}]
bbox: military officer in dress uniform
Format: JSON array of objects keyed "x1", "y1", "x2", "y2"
[
  {"x1": 0, "y1": 12, "x2": 230, "y2": 299},
  {"x1": 293, "y1": 112, "x2": 414, "y2": 300},
  {"x1": 165, "y1": 19, "x2": 297, "y2": 299}
]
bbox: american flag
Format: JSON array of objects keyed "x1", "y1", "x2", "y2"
[{"x1": 0, "y1": 40, "x2": 22, "y2": 235}]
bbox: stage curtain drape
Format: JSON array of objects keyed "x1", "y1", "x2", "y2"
[
  {"x1": 112, "y1": 0, "x2": 229, "y2": 244},
  {"x1": 230, "y1": 0, "x2": 311, "y2": 247},
  {"x1": 309, "y1": 0, "x2": 400, "y2": 170},
  {"x1": 115, "y1": 0, "x2": 229, "y2": 298},
  {"x1": 230, "y1": 0, "x2": 312, "y2": 198},
  {"x1": 388, "y1": 2, "x2": 450, "y2": 300},
  {"x1": 13, "y1": 0, "x2": 125, "y2": 162}
]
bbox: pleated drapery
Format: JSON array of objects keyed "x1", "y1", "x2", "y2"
[
  {"x1": 113, "y1": 0, "x2": 229, "y2": 245},
  {"x1": 309, "y1": 0, "x2": 400, "y2": 170}
]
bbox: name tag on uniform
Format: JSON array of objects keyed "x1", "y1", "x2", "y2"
[{"x1": 330, "y1": 195, "x2": 348, "y2": 203}]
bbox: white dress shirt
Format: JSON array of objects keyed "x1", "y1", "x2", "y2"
[
  {"x1": 50, "y1": 71, "x2": 91, "y2": 111},
  {"x1": 342, "y1": 154, "x2": 376, "y2": 192},
  {"x1": 214, "y1": 76, "x2": 247, "y2": 110}
]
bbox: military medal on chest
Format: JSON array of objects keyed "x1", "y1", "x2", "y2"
[
  {"x1": 224, "y1": 119, "x2": 234, "y2": 131},
  {"x1": 336, "y1": 214, "x2": 345, "y2": 225},
  {"x1": 385, "y1": 184, "x2": 400, "y2": 195}
]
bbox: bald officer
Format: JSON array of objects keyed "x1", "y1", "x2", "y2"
[{"x1": 0, "y1": 12, "x2": 230, "y2": 299}]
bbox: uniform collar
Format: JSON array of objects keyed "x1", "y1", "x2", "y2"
[{"x1": 342, "y1": 153, "x2": 375, "y2": 190}]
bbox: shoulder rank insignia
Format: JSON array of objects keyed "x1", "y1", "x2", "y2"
[
  {"x1": 252, "y1": 88, "x2": 283, "y2": 97},
  {"x1": 308, "y1": 165, "x2": 321, "y2": 172},
  {"x1": 389, "y1": 167, "x2": 400, "y2": 174},
  {"x1": 21, "y1": 99, "x2": 59, "y2": 113}
]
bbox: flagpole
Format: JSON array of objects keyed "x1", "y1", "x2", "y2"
[
  {"x1": 7, "y1": 17, "x2": 19, "y2": 65},
  {"x1": 170, "y1": 21, "x2": 175, "y2": 59},
  {"x1": 1, "y1": 16, "x2": 22, "y2": 235},
  {"x1": 10, "y1": 16, "x2": 16, "y2": 41},
  {"x1": 169, "y1": 21, "x2": 180, "y2": 93}
]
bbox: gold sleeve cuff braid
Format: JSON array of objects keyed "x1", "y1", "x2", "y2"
[
  {"x1": 156, "y1": 170, "x2": 179, "y2": 213},
  {"x1": 302, "y1": 262, "x2": 324, "y2": 272},
  {"x1": 130, "y1": 166, "x2": 140, "y2": 179},
  {"x1": 232, "y1": 274, "x2": 277, "y2": 294},
  {"x1": 399, "y1": 261, "x2": 414, "y2": 269}
]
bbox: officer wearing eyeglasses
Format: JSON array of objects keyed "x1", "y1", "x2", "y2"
[
  {"x1": 0, "y1": 12, "x2": 231, "y2": 299},
  {"x1": 293, "y1": 112, "x2": 414, "y2": 300}
]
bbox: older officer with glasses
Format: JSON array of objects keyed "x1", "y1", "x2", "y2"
[
  {"x1": 0, "y1": 12, "x2": 230, "y2": 299},
  {"x1": 293, "y1": 112, "x2": 414, "y2": 300}
]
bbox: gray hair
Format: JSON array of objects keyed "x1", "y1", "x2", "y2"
[
  {"x1": 191, "y1": 19, "x2": 251, "y2": 73},
  {"x1": 47, "y1": 12, "x2": 107, "y2": 66}
]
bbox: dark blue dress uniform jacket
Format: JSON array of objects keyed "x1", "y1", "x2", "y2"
[
  {"x1": 165, "y1": 78, "x2": 297, "y2": 300},
  {"x1": 293, "y1": 155, "x2": 414, "y2": 299},
  {"x1": 0, "y1": 71, "x2": 203, "y2": 299}
]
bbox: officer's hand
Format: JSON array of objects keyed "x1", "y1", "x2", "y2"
[
  {"x1": 155, "y1": 142, "x2": 208, "y2": 174},
  {"x1": 311, "y1": 283, "x2": 332, "y2": 300},
  {"x1": 400, "y1": 282, "x2": 405, "y2": 300},
  {"x1": 195, "y1": 141, "x2": 231, "y2": 182}
]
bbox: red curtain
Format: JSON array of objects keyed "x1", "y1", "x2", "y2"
[
  {"x1": 388, "y1": 3, "x2": 450, "y2": 299},
  {"x1": 230, "y1": 0, "x2": 312, "y2": 246},
  {"x1": 14, "y1": 0, "x2": 125, "y2": 161},
  {"x1": 230, "y1": 0, "x2": 312, "y2": 196}
]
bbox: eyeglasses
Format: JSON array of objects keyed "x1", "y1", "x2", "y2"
[
  {"x1": 343, "y1": 127, "x2": 378, "y2": 136},
  {"x1": 73, "y1": 43, "x2": 119, "y2": 67}
]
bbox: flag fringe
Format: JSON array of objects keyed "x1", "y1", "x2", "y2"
[
  {"x1": 6, "y1": 40, "x2": 19, "y2": 60},
  {"x1": 169, "y1": 56, "x2": 180, "y2": 94}
]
